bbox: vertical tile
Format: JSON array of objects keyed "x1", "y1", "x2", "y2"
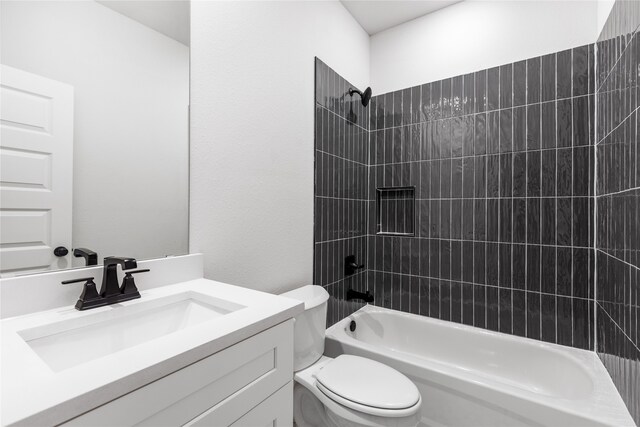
[
  {"x1": 573, "y1": 45, "x2": 590, "y2": 97},
  {"x1": 451, "y1": 281, "x2": 462, "y2": 323},
  {"x1": 527, "y1": 292, "x2": 541, "y2": 340},
  {"x1": 487, "y1": 111, "x2": 500, "y2": 154},
  {"x1": 527, "y1": 104, "x2": 541, "y2": 150},
  {"x1": 441, "y1": 78, "x2": 452, "y2": 119},
  {"x1": 513, "y1": 290, "x2": 526, "y2": 337},
  {"x1": 527, "y1": 198, "x2": 541, "y2": 245},
  {"x1": 541, "y1": 294, "x2": 557, "y2": 343},
  {"x1": 475, "y1": 69, "x2": 487, "y2": 113},
  {"x1": 557, "y1": 99, "x2": 573, "y2": 148},
  {"x1": 513, "y1": 106, "x2": 527, "y2": 152},
  {"x1": 527, "y1": 56, "x2": 541, "y2": 104},
  {"x1": 542, "y1": 53, "x2": 556, "y2": 102},
  {"x1": 500, "y1": 109, "x2": 513, "y2": 153},
  {"x1": 541, "y1": 101, "x2": 557, "y2": 149},
  {"x1": 452, "y1": 75, "x2": 463, "y2": 117},
  {"x1": 486, "y1": 286, "x2": 499, "y2": 331},
  {"x1": 499, "y1": 288, "x2": 513, "y2": 334},
  {"x1": 463, "y1": 73, "x2": 475, "y2": 115},
  {"x1": 513, "y1": 60, "x2": 527, "y2": 107},
  {"x1": 499, "y1": 64, "x2": 513, "y2": 109},
  {"x1": 474, "y1": 284, "x2": 486, "y2": 328},
  {"x1": 487, "y1": 67, "x2": 500, "y2": 111},
  {"x1": 557, "y1": 49, "x2": 572, "y2": 99},
  {"x1": 557, "y1": 296, "x2": 573, "y2": 346}
]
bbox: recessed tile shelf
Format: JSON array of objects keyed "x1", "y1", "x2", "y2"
[{"x1": 377, "y1": 187, "x2": 415, "y2": 236}]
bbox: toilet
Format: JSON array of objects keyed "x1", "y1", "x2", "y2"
[{"x1": 281, "y1": 285, "x2": 422, "y2": 427}]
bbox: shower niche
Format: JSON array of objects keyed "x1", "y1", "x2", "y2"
[{"x1": 376, "y1": 187, "x2": 415, "y2": 236}]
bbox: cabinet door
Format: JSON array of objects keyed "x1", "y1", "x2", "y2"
[
  {"x1": 228, "y1": 382, "x2": 293, "y2": 427},
  {"x1": 63, "y1": 320, "x2": 293, "y2": 427}
]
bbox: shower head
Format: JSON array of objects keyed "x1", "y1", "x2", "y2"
[{"x1": 349, "y1": 87, "x2": 372, "y2": 107}]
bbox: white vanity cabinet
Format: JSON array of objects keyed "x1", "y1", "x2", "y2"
[{"x1": 62, "y1": 320, "x2": 294, "y2": 427}]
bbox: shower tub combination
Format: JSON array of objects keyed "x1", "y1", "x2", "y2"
[{"x1": 325, "y1": 305, "x2": 635, "y2": 427}]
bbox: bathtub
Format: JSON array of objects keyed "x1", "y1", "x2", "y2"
[{"x1": 325, "y1": 305, "x2": 635, "y2": 427}]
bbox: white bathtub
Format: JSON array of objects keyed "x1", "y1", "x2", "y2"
[{"x1": 325, "y1": 305, "x2": 635, "y2": 427}]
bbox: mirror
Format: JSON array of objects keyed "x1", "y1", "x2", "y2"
[{"x1": 0, "y1": 1, "x2": 190, "y2": 276}]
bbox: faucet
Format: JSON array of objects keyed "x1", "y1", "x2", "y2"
[
  {"x1": 101, "y1": 256, "x2": 138, "y2": 299},
  {"x1": 346, "y1": 288, "x2": 374, "y2": 303},
  {"x1": 62, "y1": 256, "x2": 148, "y2": 310}
]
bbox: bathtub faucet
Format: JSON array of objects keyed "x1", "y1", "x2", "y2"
[
  {"x1": 345, "y1": 255, "x2": 365, "y2": 275},
  {"x1": 347, "y1": 288, "x2": 374, "y2": 303}
]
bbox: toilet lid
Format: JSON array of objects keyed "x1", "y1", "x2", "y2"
[{"x1": 315, "y1": 355, "x2": 420, "y2": 412}]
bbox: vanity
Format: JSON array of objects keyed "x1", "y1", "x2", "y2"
[{"x1": 0, "y1": 255, "x2": 303, "y2": 426}]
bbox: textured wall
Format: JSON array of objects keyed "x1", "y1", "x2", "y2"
[
  {"x1": 316, "y1": 45, "x2": 598, "y2": 350},
  {"x1": 595, "y1": 0, "x2": 640, "y2": 423},
  {"x1": 367, "y1": 45, "x2": 596, "y2": 350}
]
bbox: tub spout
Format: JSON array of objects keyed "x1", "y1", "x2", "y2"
[{"x1": 347, "y1": 288, "x2": 374, "y2": 303}]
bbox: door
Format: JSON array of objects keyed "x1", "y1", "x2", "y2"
[{"x1": 0, "y1": 65, "x2": 74, "y2": 275}]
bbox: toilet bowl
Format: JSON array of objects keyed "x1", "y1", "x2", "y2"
[{"x1": 281, "y1": 286, "x2": 421, "y2": 427}]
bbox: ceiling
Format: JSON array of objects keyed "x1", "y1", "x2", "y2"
[
  {"x1": 340, "y1": 0, "x2": 463, "y2": 35},
  {"x1": 97, "y1": 0, "x2": 190, "y2": 46}
]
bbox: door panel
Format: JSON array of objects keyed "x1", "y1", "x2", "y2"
[{"x1": 0, "y1": 65, "x2": 73, "y2": 274}]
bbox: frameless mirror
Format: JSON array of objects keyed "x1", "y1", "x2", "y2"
[{"x1": 0, "y1": 1, "x2": 190, "y2": 276}]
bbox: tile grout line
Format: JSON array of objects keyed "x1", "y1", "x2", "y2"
[
  {"x1": 366, "y1": 269, "x2": 596, "y2": 300},
  {"x1": 597, "y1": 301, "x2": 640, "y2": 354},
  {"x1": 595, "y1": 104, "x2": 640, "y2": 146},
  {"x1": 596, "y1": 185, "x2": 640, "y2": 198}
]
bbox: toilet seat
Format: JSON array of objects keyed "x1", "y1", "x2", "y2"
[{"x1": 314, "y1": 355, "x2": 421, "y2": 418}]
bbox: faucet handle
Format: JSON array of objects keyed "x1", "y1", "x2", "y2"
[
  {"x1": 62, "y1": 277, "x2": 102, "y2": 310},
  {"x1": 121, "y1": 269, "x2": 149, "y2": 297}
]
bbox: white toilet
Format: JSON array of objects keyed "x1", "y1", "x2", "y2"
[{"x1": 282, "y1": 285, "x2": 422, "y2": 427}]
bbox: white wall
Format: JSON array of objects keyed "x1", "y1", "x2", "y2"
[
  {"x1": 1, "y1": 1, "x2": 189, "y2": 265},
  {"x1": 370, "y1": 0, "x2": 601, "y2": 94},
  {"x1": 190, "y1": 0, "x2": 369, "y2": 294},
  {"x1": 597, "y1": 0, "x2": 616, "y2": 37}
]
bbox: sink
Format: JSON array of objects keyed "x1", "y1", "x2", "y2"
[{"x1": 18, "y1": 291, "x2": 245, "y2": 372}]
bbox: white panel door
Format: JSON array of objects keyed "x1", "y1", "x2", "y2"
[{"x1": 0, "y1": 65, "x2": 73, "y2": 275}]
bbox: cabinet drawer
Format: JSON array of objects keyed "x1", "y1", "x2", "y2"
[
  {"x1": 190, "y1": 381, "x2": 293, "y2": 427},
  {"x1": 63, "y1": 320, "x2": 293, "y2": 426}
]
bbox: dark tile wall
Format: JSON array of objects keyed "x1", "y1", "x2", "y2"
[
  {"x1": 366, "y1": 46, "x2": 596, "y2": 350},
  {"x1": 595, "y1": 1, "x2": 640, "y2": 423},
  {"x1": 314, "y1": 58, "x2": 370, "y2": 325}
]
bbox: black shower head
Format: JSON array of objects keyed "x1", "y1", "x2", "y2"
[{"x1": 349, "y1": 87, "x2": 372, "y2": 107}]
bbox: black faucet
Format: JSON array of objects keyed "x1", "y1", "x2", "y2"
[
  {"x1": 60, "y1": 257, "x2": 148, "y2": 310},
  {"x1": 101, "y1": 257, "x2": 138, "y2": 300},
  {"x1": 345, "y1": 255, "x2": 365, "y2": 276},
  {"x1": 346, "y1": 289, "x2": 374, "y2": 303}
]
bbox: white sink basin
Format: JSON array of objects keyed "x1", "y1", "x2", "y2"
[{"x1": 18, "y1": 291, "x2": 245, "y2": 372}]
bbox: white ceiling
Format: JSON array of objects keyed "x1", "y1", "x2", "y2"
[
  {"x1": 340, "y1": 0, "x2": 463, "y2": 35},
  {"x1": 97, "y1": 0, "x2": 190, "y2": 46}
]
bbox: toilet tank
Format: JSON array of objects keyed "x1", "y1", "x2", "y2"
[{"x1": 280, "y1": 285, "x2": 329, "y2": 371}]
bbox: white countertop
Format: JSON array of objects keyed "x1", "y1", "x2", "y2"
[{"x1": 1, "y1": 279, "x2": 303, "y2": 426}]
